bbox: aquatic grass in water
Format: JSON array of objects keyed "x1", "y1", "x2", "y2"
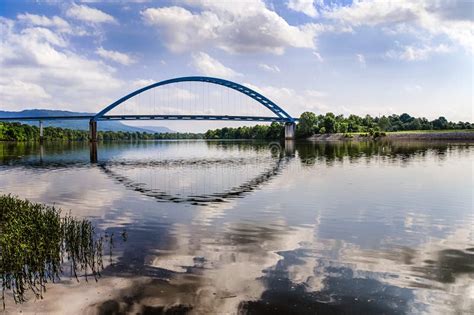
[{"x1": 0, "y1": 195, "x2": 112, "y2": 308}]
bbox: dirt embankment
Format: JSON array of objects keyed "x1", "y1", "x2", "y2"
[
  {"x1": 385, "y1": 131, "x2": 474, "y2": 141},
  {"x1": 308, "y1": 131, "x2": 474, "y2": 141}
]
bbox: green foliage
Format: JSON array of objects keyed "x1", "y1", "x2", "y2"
[
  {"x1": 0, "y1": 122, "x2": 203, "y2": 142},
  {"x1": 323, "y1": 113, "x2": 336, "y2": 133},
  {"x1": 0, "y1": 195, "x2": 114, "y2": 307},
  {"x1": 204, "y1": 122, "x2": 284, "y2": 139},
  {"x1": 1, "y1": 113, "x2": 472, "y2": 142},
  {"x1": 296, "y1": 112, "x2": 317, "y2": 138},
  {"x1": 294, "y1": 112, "x2": 473, "y2": 138}
]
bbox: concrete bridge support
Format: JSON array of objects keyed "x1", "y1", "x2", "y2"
[
  {"x1": 285, "y1": 122, "x2": 296, "y2": 140},
  {"x1": 89, "y1": 120, "x2": 97, "y2": 142},
  {"x1": 284, "y1": 140, "x2": 295, "y2": 156},
  {"x1": 90, "y1": 142, "x2": 98, "y2": 163},
  {"x1": 39, "y1": 120, "x2": 44, "y2": 143}
]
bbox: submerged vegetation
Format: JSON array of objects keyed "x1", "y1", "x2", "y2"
[{"x1": 0, "y1": 195, "x2": 115, "y2": 308}]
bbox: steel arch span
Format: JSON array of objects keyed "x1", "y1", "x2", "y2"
[{"x1": 93, "y1": 76, "x2": 295, "y2": 123}]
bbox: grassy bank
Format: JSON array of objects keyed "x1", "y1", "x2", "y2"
[
  {"x1": 0, "y1": 195, "x2": 113, "y2": 308},
  {"x1": 386, "y1": 129, "x2": 474, "y2": 134},
  {"x1": 309, "y1": 130, "x2": 474, "y2": 141},
  {"x1": 385, "y1": 129, "x2": 474, "y2": 140}
]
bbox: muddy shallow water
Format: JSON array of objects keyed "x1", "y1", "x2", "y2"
[{"x1": 1, "y1": 140, "x2": 473, "y2": 314}]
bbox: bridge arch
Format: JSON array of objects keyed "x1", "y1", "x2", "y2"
[{"x1": 93, "y1": 76, "x2": 294, "y2": 122}]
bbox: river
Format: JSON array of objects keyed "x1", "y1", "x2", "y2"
[{"x1": 1, "y1": 140, "x2": 473, "y2": 314}]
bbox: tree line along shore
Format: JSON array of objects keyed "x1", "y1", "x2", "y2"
[{"x1": 1, "y1": 112, "x2": 472, "y2": 141}]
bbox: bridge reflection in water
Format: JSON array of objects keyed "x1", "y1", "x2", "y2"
[
  {"x1": 2, "y1": 140, "x2": 472, "y2": 314},
  {"x1": 88, "y1": 141, "x2": 295, "y2": 205}
]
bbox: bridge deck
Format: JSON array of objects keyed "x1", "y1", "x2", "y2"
[{"x1": 0, "y1": 115, "x2": 295, "y2": 123}]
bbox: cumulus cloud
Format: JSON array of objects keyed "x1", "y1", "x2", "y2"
[
  {"x1": 17, "y1": 13, "x2": 71, "y2": 33},
  {"x1": 66, "y1": 3, "x2": 116, "y2": 24},
  {"x1": 324, "y1": 0, "x2": 474, "y2": 53},
  {"x1": 0, "y1": 80, "x2": 52, "y2": 107},
  {"x1": 258, "y1": 63, "x2": 280, "y2": 73},
  {"x1": 0, "y1": 17, "x2": 122, "y2": 112},
  {"x1": 141, "y1": 1, "x2": 332, "y2": 54},
  {"x1": 192, "y1": 52, "x2": 242, "y2": 78},
  {"x1": 287, "y1": 0, "x2": 319, "y2": 18},
  {"x1": 96, "y1": 47, "x2": 136, "y2": 65}
]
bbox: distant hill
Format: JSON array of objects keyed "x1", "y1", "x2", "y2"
[
  {"x1": 0, "y1": 109, "x2": 175, "y2": 133},
  {"x1": 136, "y1": 125, "x2": 174, "y2": 133}
]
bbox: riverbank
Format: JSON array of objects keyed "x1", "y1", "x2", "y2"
[{"x1": 308, "y1": 130, "x2": 474, "y2": 141}]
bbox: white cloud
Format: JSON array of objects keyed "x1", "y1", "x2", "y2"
[
  {"x1": 245, "y1": 83, "x2": 329, "y2": 116},
  {"x1": 258, "y1": 63, "x2": 280, "y2": 73},
  {"x1": 287, "y1": 0, "x2": 318, "y2": 18},
  {"x1": 66, "y1": 3, "x2": 116, "y2": 24},
  {"x1": 312, "y1": 51, "x2": 324, "y2": 62},
  {"x1": 325, "y1": 0, "x2": 419, "y2": 26},
  {"x1": 356, "y1": 53, "x2": 366, "y2": 66},
  {"x1": 0, "y1": 80, "x2": 52, "y2": 106},
  {"x1": 324, "y1": 0, "x2": 474, "y2": 53},
  {"x1": 386, "y1": 44, "x2": 452, "y2": 61},
  {"x1": 191, "y1": 52, "x2": 242, "y2": 78},
  {"x1": 0, "y1": 17, "x2": 123, "y2": 112},
  {"x1": 131, "y1": 79, "x2": 155, "y2": 88},
  {"x1": 96, "y1": 47, "x2": 136, "y2": 65},
  {"x1": 141, "y1": 1, "x2": 332, "y2": 54},
  {"x1": 17, "y1": 13, "x2": 71, "y2": 33},
  {"x1": 305, "y1": 89, "x2": 326, "y2": 98}
]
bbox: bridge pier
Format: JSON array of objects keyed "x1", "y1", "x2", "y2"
[
  {"x1": 285, "y1": 122, "x2": 296, "y2": 140},
  {"x1": 90, "y1": 141, "x2": 98, "y2": 163},
  {"x1": 39, "y1": 143, "x2": 44, "y2": 163},
  {"x1": 284, "y1": 140, "x2": 295, "y2": 156},
  {"x1": 89, "y1": 120, "x2": 97, "y2": 142},
  {"x1": 39, "y1": 120, "x2": 44, "y2": 143}
]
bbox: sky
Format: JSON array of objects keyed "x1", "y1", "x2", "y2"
[{"x1": 0, "y1": 0, "x2": 472, "y2": 131}]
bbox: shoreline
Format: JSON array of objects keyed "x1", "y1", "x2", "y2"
[{"x1": 307, "y1": 131, "x2": 474, "y2": 142}]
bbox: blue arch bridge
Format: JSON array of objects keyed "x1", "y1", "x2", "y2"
[{"x1": 0, "y1": 76, "x2": 297, "y2": 141}]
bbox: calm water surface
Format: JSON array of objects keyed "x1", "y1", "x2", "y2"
[{"x1": 1, "y1": 140, "x2": 473, "y2": 314}]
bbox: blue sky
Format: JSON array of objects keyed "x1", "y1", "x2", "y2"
[{"x1": 0, "y1": 0, "x2": 472, "y2": 131}]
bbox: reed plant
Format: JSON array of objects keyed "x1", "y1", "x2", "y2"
[{"x1": 0, "y1": 194, "x2": 111, "y2": 308}]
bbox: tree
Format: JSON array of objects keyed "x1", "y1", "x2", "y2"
[
  {"x1": 323, "y1": 113, "x2": 336, "y2": 133},
  {"x1": 432, "y1": 116, "x2": 448, "y2": 130},
  {"x1": 378, "y1": 116, "x2": 391, "y2": 131},
  {"x1": 400, "y1": 113, "x2": 412, "y2": 123},
  {"x1": 296, "y1": 112, "x2": 317, "y2": 138},
  {"x1": 268, "y1": 122, "x2": 284, "y2": 139}
]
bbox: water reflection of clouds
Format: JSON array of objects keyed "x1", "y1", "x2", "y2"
[
  {"x1": 143, "y1": 218, "x2": 316, "y2": 314},
  {"x1": 236, "y1": 224, "x2": 473, "y2": 314},
  {"x1": 0, "y1": 167, "x2": 126, "y2": 218},
  {"x1": 2, "y1": 141, "x2": 473, "y2": 314}
]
